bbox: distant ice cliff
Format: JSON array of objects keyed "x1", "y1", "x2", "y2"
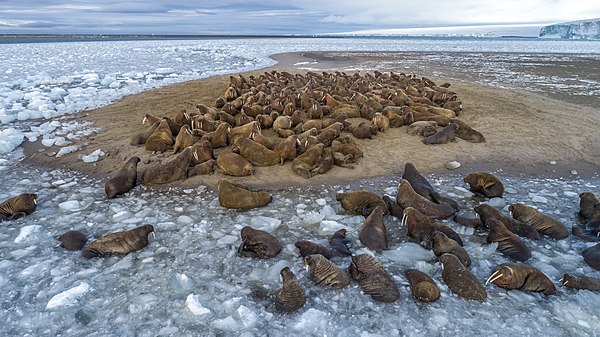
[{"x1": 540, "y1": 19, "x2": 600, "y2": 40}]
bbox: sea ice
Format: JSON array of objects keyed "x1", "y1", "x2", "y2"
[
  {"x1": 250, "y1": 216, "x2": 281, "y2": 231},
  {"x1": 45, "y1": 283, "x2": 90, "y2": 310},
  {"x1": 14, "y1": 225, "x2": 41, "y2": 243},
  {"x1": 81, "y1": 149, "x2": 105, "y2": 163},
  {"x1": 0, "y1": 128, "x2": 24, "y2": 153}
]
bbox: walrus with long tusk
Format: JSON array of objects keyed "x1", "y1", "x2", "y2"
[
  {"x1": 561, "y1": 273, "x2": 600, "y2": 291},
  {"x1": 404, "y1": 269, "x2": 440, "y2": 302},
  {"x1": 439, "y1": 253, "x2": 487, "y2": 301},
  {"x1": 358, "y1": 206, "x2": 388, "y2": 252},
  {"x1": 81, "y1": 224, "x2": 155, "y2": 259},
  {"x1": 0, "y1": 193, "x2": 37, "y2": 221},
  {"x1": 508, "y1": 203, "x2": 568, "y2": 239},
  {"x1": 304, "y1": 254, "x2": 351, "y2": 289},
  {"x1": 238, "y1": 226, "x2": 281, "y2": 259},
  {"x1": 349, "y1": 254, "x2": 400, "y2": 302},
  {"x1": 105, "y1": 156, "x2": 140, "y2": 199},
  {"x1": 486, "y1": 219, "x2": 531, "y2": 262},
  {"x1": 217, "y1": 180, "x2": 272, "y2": 210},
  {"x1": 396, "y1": 179, "x2": 456, "y2": 219},
  {"x1": 464, "y1": 172, "x2": 505, "y2": 198},
  {"x1": 486, "y1": 263, "x2": 556, "y2": 295},
  {"x1": 275, "y1": 267, "x2": 306, "y2": 313}
]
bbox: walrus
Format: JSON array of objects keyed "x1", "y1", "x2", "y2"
[
  {"x1": 81, "y1": 224, "x2": 155, "y2": 259},
  {"x1": 256, "y1": 114, "x2": 274, "y2": 130},
  {"x1": 508, "y1": 203, "x2": 568, "y2": 239},
  {"x1": 579, "y1": 192, "x2": 600, "y2": 221},
  {"x1": 561, "y1": 273, "x2": 600, "y2": 291},
  {"x1": 141, "y1": 147, "x2": 198, "y2": 185},
  {"x1": 329, "y1": 229, "x2": 352, "y2": 256},
  {"x1": 292, "y1": 143, "x2": 324, "y2": 179},
  {"x1": 572, "y1": 226, "x2": 600, "y2": 242},
  {"x1": 439, "y1": 253, "x2": 487, "y2": 301},
  {"x1": 464, "y1": 172, "x2": 505, "y2": 198},
  {"x1": 207, "y1": 122, "x2": 230, "y2": 149},
  {"x1": 396, "y1": 179, "x2": 456, "y2": 219},
  {"x1": 250, "y1": 130, "x2": 280, "y2": 150},
  {"x1": 144, "y1": 118, "x2": 174, "y2": 152},
  {"x1": 317, "y1": 147, "x2": 334, "y2": 175},
  {"x1": 191, "y1": 139, "x2": 214, "y2": 165},
  {"x1": 383, "y1": 195, "x2": 404, "y2": 219},
  {"x1": 228, "y1": 121, "x2": 260, "y2": 145},
  {"x1": 358, "y1": 206, "x2": 388, "y2": 252},
  {"x1": 234, "y1": 112, "x2": 253, "y2": 127},
  {"x1": 450, "y1": 118, "x2": 485, "y2": 143},
  {"x1": 402, "y1": 207, "x2": 463, "y2": 248},
  {"x1": 217, "y1": 180, "x2": 272, "y2": 210},
  {"x1": 486, "y1": 219, "x2": 531, "y2": 262},
  {"x1": 273, "y1": 135, "x2": 298, "y2": 165},
  {"x1": 406, "y1": 121, "x2": 437, "y2": 135},
  {"x1": 371, "y1": 113, "x2": 389, "y2": 132},
  {"x1": 336, "y1": 190, "x2": 388, "y2": 216},
  {"x1": 142, "y1": 113, "x2": 160, "y2": 126},
  {"x1": 275, "y1": 267, "x2": 306, "y2": 313},
  {"x1": 432, "y1": 231, "x2": 471, "y2": 267},
  {"x1": 474, "y1": 204, "x2": 541, "y2": 240},
  {"x1": 304, "y1": 254, "x2": 351, "y2": 289},
  {"x1": 582, "y1": 243, "x2": 600, "y2": 271},
  {"x1": 349, "y1": 254, "x2": 400, "y2": 302},
  {"x1": 295, "y1": 240, "x2": 334, "y2": 259},
  {"x1": 486, "y1": 263, "x2": 556, "y2": 295},
  {"x1": 351, "y1": 121, "x2": 377, "y2": 139},
  {"x1": 187, "y1": 159, "x2": 215, "y2": 177},
  {"x1": 173, "y1": 125, "x2": 201, "y2": 154},
  {"x1": 401, "y1": 162, "x2": 459, "y2": 211},
  {"x1": 332, "y1": 141, "x2": 363, "y2": 168},
  {"x1": 452, "y1": 214, "x2": 484, "y2": 229},
  {"x1": 273, "y1": 116, "x2": 293, "y2": 135},
  {"x1": 216, "y1": 150, "x2": 253, "y2": 177},
  {"x1": 238, "y1": 226, "x2": 281, "y2": 259},
  {"x1": 105, "y1": 157, "x2": 140, "y2": 199},
  {"x1": 58, "y1": 230, "x2": 87, "y2": 251},
  {"x1": 422, "y1": 123, "x2": 458, "y2": 145},
  {"x1": 130, "y1": 121, "x2": 159, "y2": 145},
  {"x1": 315, "y1": 128, "x2": 338, "y2": 148},
  {"x1": 404, "y1": 269, "x2": 440, "y2": 302},
  {"x1": 234, "y1": 138, "x2": 280, "y2": 167},
  {"x1": 0, "y1": 193, "x2": 37, "y2": 221}
]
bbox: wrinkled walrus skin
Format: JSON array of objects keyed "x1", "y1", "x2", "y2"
[
  {"x1": 304, "y1": 254, "x2": 351, "y2": 289},
  {"x1": 579, "y1": 192, "x2": 600, "y2": 221},
  {"x1": 474, "y1": 204, "x2": 541, "y2": 240},
  {"x1": 486, "y1": 263, "x2": 556, "y2": 295},
  {"x1": 508, "y1": 203, "x2": 568, "y2": 240},
  {"x1": 486, "y1": 219, "x2": 531, "y2": 262},
  {"x1": 216, "y1": 150, "x2": 254, "y2": 177},
  {"x1": 336, "y1": 190, "x2": 388, "y2": 216},
  {"x1": 81, "y1": 224, "x2": 155, "y2": 259},
  {"x1": 433, "y1": 231, "x2": 471, "y2": 267},
  {"x1": 405, "y1": 269, "x2": 441, "y2": 302},
  {"x1": 463, "y1": 172, "x2": 505, "y2": 198},
  {"x1": 141, "y1": 147, "x2": 197, "y2": 185},
  {"x1": 105, "y1": 156, "x2": 140, "y2": 198},
  {"x1": 403, "y1": 207, "x2": 463, "y2": 249},
  {"x1": 358, "y1": 206, "x2": 388, "y2": 252},
  {"x1": 0, "y1": 193, "x2": 37, "y2": 221},
  {"x1": 396, "y1": 179, "x2": 455, "y2": 220},
  {"x1": 58, "y1": 230, "x2": 87, "y2": 251},
  {"x1": 217, "y1": 180, "x2": 272, "y2": 210},
  {"x1": 349, "y1": 254, "x2": 400, "y2": 303},
  {"x1": 402, "y1": 162, "x2": 459, "y2": 211},
  {"x1": 422, "y1": 122, "x2": 458, "y2": 145},
  {"x1": 561, "y1": 273, "x2": 600, "y2": 291},
  {"x1": 238, "y1": 226, "x2": 281, "y2": 259},
  {"x1": 276, "y1": 267, "x2": 306, "y2": 313},
  {"x1": 295, "y1": 240, "x2": 334, "y2": 259},
  {"x1": 440, "y1": 253, "x2": 487, "y2": 301}
]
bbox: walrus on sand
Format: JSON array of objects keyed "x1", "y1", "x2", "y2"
[
  {"x1": 105, "y1": 156, "x2": 140, "y2": 198},
  {"x1": 358, "y1": 206, "x2": 388, "y2": 252},
  {"x1": 173, "y1": 125, "x2": 201, "y2": 154},
  {"x1": 273, "y1": 134, "x2": 298, "y2": 165},
  {"x1": 275, "y1": 267, "x2": 306, "y2": 313},
  {"x1": 0, "y1": 193, "x2": 37, "y2": 221},
  {"x1": 141, "y1": 147, "x2": 198, "y2": 185},
  {"x1": 486, "y1": 219, "x2": 531, "y2": 262},
  {"x1": 349, "y1": 254, "x2": 400, "y2": 302},
  {"x1": 422, "y1": 123, "x2": 458, "y2": 145},
  {"x1": 508, "y1": 203, "x2": 568, "y2": 240},
  {"x1": 405, "y1": 269, "x2": 440, "y2": 302},
  {"x1": 238, "y1": 226, "x2": 281, "y2": 259},
  {"x1": 439, "y1": 253, "x2": 487, "y2": 301},
  {"x1": 234, "y1": 138, "x2": 281, "y2": 167},
  {"x1": 396, "y1": 179, "x2": 456, "y2": 219},
  {"x1": 130, "y1": 120, "x2": 159, "y2": 146},
  {"x1": 292, "y1": 143, "x2": 324, "y2": 179},
  {"x1": 144, "y1": 118, "x2": 174, "y2": 153},
  {"x1": 486, "y1": 263, "x2": 556, "y2": 295},
  {"x1": 464, "y1": 172, "x2": 505, "y2": 198},
  {"x1": 217, "y1": 180, "x2": 272, "y2": 210},
  {"x1": 304, "y1": 254, "x2": 351, "y2": 289},
  {"x1": 81, "y1": 224, "x2": 155, "y2": 259},
  {"x1": 216, "y1": 150, "x2": 253, "y2": 177},
  {"x1": 450, "y1": 118, "x2": 486, "y2": 143}
]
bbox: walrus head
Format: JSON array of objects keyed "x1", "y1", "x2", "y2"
[
  {"x1": 12, "y1": 193, "x2": 38, "y2": 214},
  {"x1": 486, "y1": 264, "x2": 517, "y2": 287}
]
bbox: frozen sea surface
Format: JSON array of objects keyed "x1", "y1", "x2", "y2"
[{"x1": 0, "y1": 151, "x2": 599, "y2": 336}]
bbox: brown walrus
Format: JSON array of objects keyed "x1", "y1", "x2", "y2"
[
  {"x1": 582, "y1": 243, "x2": 600, "y2": 271},
  {"x1": 216, "y1": 150, "x2": 253, "y2": 177},
  {"x1": 383, "y1": 195, "x2": 404, "y2": 219},
  {"x1": 396, "y1": 179, "x2": 456, "y2": 219},
  {"x1": 173, "y1": 125, "x2": 201, "y2": 154},
  {"x1": 292, "y1": 143, "x2": 324, "y2": 179},
  {"x1": 238, "y1": 226, "x2": 281, "y2": 259},
  {"x1": 508, "y1": 203, "x2": 568, "y2": 239},
  {"x1": 295, "y1": 240, "x2": 334, "y2": 259},
  {"x1": 401, "y1": 162, "x2": 459, "y2": 211},
  {"x1": 191, "y1": 139, "x2": 215, "y2": 165},
  {"x1": 422, "y1": 123, "x2": 458, "y2": 145},
  {"x1": 217, "y1": 180, "x2": 272, "y2": 210},
  {"x1": 141, "y1": 147, "x2": 198, "y2": 185},
  {"x1": 486, "y1": 219, "x2": 531, "y2": 262},
  {"x1": 105, "y1": 157, "x2": 140, "y2": 199},
  {"x1": 81, "y1": 224, "x2": 155, "y2": 259},
  {"x1": 304, "y1": 254, "x2": 351, "y2": 289},
  {"x1": 329, "y1": 229, "x2": 352, "y2": 256},
  {"x1": 336, "y1": 190, "x2": 388, "y2": 216},
  {"x1": 439, "y1": 253, "x2": 487, "y2": 301},
  {"x1": 452, "y1": 214, "x2": 484, "y2": 229},
  {"x1": 234, "y1": 138, "x2": 280, "y2": 167},
  {"x1": 130, "y1": 121, "x2": 159, "y2": 145},
  {"x1": 402, "y1": 207, "x2": 463, "y2": 248},
  {"x1": 432, "y1": 231, "x2": 471, "y2": 267},
  {"x1": 207, "y1": 122, "x2": 230, "y2": 149},
  {"x1": 358, "y1": 206, "x2": 388, "y2": 252},
  {"x1": 275, "y1": 267, "x2": 306, "y2": 313},
  {"x1": 144, "y1": 118, "x2": 174, "y2": 152},
  {"x1": 486, "y1": 263, "x2": 556, "y2": 295},
  {"x1": 187, "y1": 159, "x2": 215, "y2": 177},
  {"x1": 351, "y1": 121, "x2": 377, "y2": 139},
  {"x1": 464, "y1": 172, "x2": 505, "y2": 198},
  {"x1": 450, "y1": 118, "x2": 486, "y2": 143},
  {"x1": 404, "y1": 269, "x2": 440, "y2": 302},
  {"x1": 474, "y1": 204, "x2": 541, "y2": 240},
  {"x1": 406, "y1": 121, "x2": 437, "y2": 136},
  {"x1": 273, "y1": 134, "x2": 298, "y2": 165},
  {"x1": 58, "y1": 230, "x2": 87, "y2": 251},
  {"x1": 371, "y1": 113, "x2": 389, "y2": 132},
  {"x1": 561, "y1": 273, "x2": 600, "y2": 291},
  {"x1": 572, "y1": 226, "x2": 600, "y2": 242},
  {"x1": 0, "y1": 193, "x2": 37, "y2": 221},
  {"x1": 579, "y1": 192, "x2": 600, "y2": 221},
  {"x1": 349, "y1": 254, "x2": 400, "y2": 302},
  {"x1": 228, "y1": 121, "x2": 260, "y2": 145}
]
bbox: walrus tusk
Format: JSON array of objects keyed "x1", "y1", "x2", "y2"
[
  {"x1": 151, "y1": 231, "x2": 156, "y2": 240},
  {"x1": 33, "y1": 198, "x2": 37, "y2": 205},
  {"x1": 304, "y1": 257, "x2": 309, "y2": 273},
  {"x1": 485, "y1": 270, "x2": 503, "y2": 285},
  {"x1": 142, "y1": 116, "x2": 147, "y2": 124},
  {"x1": 184, "y1": 112, "x2": 190, "y2": 120},
  {"x1": 563, "y1": 280, "x2": 569, "y2": 286}
]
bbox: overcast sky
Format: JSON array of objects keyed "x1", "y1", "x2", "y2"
[{"x1": 1, "y1": 1, "x2": 599, "y2": 35}]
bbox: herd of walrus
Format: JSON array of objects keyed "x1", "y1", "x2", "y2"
[{"x1": 1, "y1": 70, "x2": 599, "y2": 316}]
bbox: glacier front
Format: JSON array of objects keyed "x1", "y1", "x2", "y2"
[{"x1": 540, "y1": 19, "x2": 600, "y2": 40}]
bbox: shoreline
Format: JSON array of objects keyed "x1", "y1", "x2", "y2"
[{"x1": 21, "y1": 51, "x2": 600, "y2": 189}]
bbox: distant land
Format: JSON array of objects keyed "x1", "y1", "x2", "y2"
[{"x1": 540, "y1": 18, "x2": 600, "y2": 40}]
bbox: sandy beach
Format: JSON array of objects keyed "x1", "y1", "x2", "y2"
[{"x1": 21, "y1": 51, "x2": 600, "y2": 189}]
